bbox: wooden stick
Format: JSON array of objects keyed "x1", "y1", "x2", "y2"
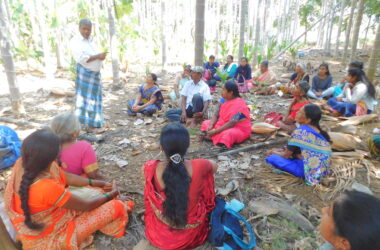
[
  {"x1": 218, "y1": 138, "x2": 288, "y2": 156},
  {"x1": 0, "y1": 117, "x2": 45, "y2": 128}
]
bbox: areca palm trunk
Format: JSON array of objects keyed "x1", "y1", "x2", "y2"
[
  {"x1": 342, "y1": 0, "x2": 357, "y2": 63},
  {"x1": 161, "y1": 0, "x2": 167, "y2": 71},
  {"x1": 238, "y1": 0, "x2": 247, "y2": 59},
  {"x1": 107, "y1": 1, "x2": 120, "y2": 88},
  {"x1": 194, "y1": 0, "x2": 205, "y2": 66},
  {"x1": 334, "y1": 0, "x2": 345, "y2": 57},
  {"x1": 367, "y1": 22, "x2": 380, "y2": 82},
  {"x1": 349, "y1": 0, "x2": 365, "y2": 61},
  {"x1": 0, "y1": 0, "x2": 25, "y2": 114}
]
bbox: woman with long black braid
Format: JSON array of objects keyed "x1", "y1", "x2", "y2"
[
  {"x1": 4, "y1": 129, "x2": 133, "y2": 249},
  {"x1": 143, "y1": 124, "x2": 217, "y2": 249},
  {"x1": 265, "y1": 104, "x2": 332, "y2": 185}
]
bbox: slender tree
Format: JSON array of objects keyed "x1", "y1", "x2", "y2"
[
  {"x1": 161, "y1": 0, "x2": 167, "y2": 71},
  {"x1": 350, "y1": 0, "x2": 365, "y2": 61},
  {"x1": 194, "y1": 0, "x2": 205, "y2": 66},
  {"x1": 107, "y1": 0, "x2": 120, "y2": 88},
  {"x1": 0, "y1": 0, "x2": 25, "y2": 114},
  {"x1": 342, "y1": 0, "x2": 357, "y2": 62},
  {"x1": 367, "y1": 21, "x2": 380, "y2": 82},
  {"x1": 334, "y1": 0, "x2": 345, "y2": 57},
  {"x1": 238, "y1": 0, "x2": 247, "y2": 59},
  {"x1": 325, "y1": 0, "x2": 335, "y2": 54}
]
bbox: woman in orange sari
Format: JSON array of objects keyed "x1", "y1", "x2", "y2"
[
  {"x1": 201, "y1": 80, "x2": 251, "y2": 148},
  {"x1": 144, "y1": 124, "x2": 216, "y2": 250},
  {"x1": 4, "y1": 129, "x2": 133, "y2": 250}
]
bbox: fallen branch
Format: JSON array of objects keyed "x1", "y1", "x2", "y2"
[
  {"x1": 218, "y1": 138, "x2": 288, "y2": 156},
  {"x1": 0, "y1": 117, "x2": 45, "y2": 128}
]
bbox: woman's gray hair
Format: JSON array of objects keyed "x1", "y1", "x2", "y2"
[
  {"x1": 51, "y1": 113, "x2": 81, "y2": 143},
  {"x1": 79, "y1": 18, "x2": 92, "y2": 27},
  {"x1": 296, "y1": 62, "x2": 306, "y2": 71}
]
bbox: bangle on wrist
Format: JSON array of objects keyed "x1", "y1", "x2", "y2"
[
  {"x1": 103, "y1": 193, "x2": 111, "y2": 200},
  {"x1": 88, "y1": 178, "x2": 92, "y2": 186}
]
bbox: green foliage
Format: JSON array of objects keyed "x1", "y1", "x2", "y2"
[
  {"x1": 266, "y1": 39, "x2": 277, "y2": 60},
  {"x1": 298, "y1": 0, "x2": 321, "y2": 30},
  {"x1": 288, "y1": 46, "x2": 298, "y2": 59},
  {"x1": 216, "y1": 69, "x2": 229, "y2": 84},
  {"x1": 257, "y1": 54, "x2": 264, "y2": 65},
  {"x1": 243, "y1": 44, "x2": 254, "y2": 62},
  {"x1": 13, "y1": 40, "x2": 43, "y2": 62},
  {"x1": 219, "y1": 41, "x2": 228, "y2": 59},
  {"x1": 365, "y1": 0, "x2": 380, "y2": 17},
  {"x1": 115, "y1": 0, "x2": 134, "y2": 19}
]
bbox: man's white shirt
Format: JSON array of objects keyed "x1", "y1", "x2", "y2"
[
  {"x1": 180, "y1": 80, "x2": 212, "y2": 108},
  {"x1": 70, "y1": 35, "x2": 102, "y2": 72}
]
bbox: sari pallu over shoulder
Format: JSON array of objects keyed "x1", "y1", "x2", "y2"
[
  {"x1": 143, "y1": 160, "x2": 215, "y2": 250},
  {"x1": 4, "y1": 159, "x2": 79, "y2": 249},
  {"x1": 288, "y1": 125, "x2": 332, "y2": 186}
]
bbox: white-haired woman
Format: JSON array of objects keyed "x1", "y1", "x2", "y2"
[
  {"x1": 51, "y1": 113, "x2": 103, "y2": 180},
  {"x1": 284, "y1": 63, "x2": 310, "y2": 94}
]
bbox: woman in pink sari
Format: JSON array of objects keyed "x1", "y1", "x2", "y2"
[{"x1": 201, "y1": 80, "x2": 251, "y2": 148}]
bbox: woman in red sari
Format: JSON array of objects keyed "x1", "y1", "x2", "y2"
[
  {"x1": 143, "y1": 124, "x2": 217, "y2": 250},
  {"x1": 201, "y1": 80, "x2": 251, "y2": 148}
]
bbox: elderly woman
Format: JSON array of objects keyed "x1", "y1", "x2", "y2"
[
  {"x1": 266, "y1": 104, "x2": 331, "y2": 186},
  {"x1": 253, "y1": 60, "x2": 278, "y2": 95},
  {"x1": 201, "y1": 80, "x2": 251, "y2": 148},
  {"x1": 51, "y1": 113, "x2": 103, "y2": 180},
  {"x1": 281, "y1": 63, "x2": 309, "y2": 95},
  {"x1": 4, "y1": 129, "x2": 133, "y2": 249},
  {"x1": 128, "y1": 73, "x2": 164, "y2": 116},
  {"x1": 70, "y1": 18, "x2": 107, "y2": 131}
]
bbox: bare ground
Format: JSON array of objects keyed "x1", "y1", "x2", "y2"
[{"x1": 1, "y1": 51, "x2": 379, "y2": 250}]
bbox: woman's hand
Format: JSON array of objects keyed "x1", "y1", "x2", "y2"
[
  {"x1": 207, "y1": 129, "x2": 219, "y2": 137},
  {"x1": 206, "y1": 124, "x2": 214, "y2": 131},
  {"x1": 132, "y1": 105, "x2": 142, "y2": 112},
  {"x1": 336, "y1": 97, "x2": 343, "y2": 102},
  {"x1": 102, "y1": 182, "x2": 113, "y2": 192},
  {"x1": 265, "y1": 150, "x2": 273, "y2": 156}
]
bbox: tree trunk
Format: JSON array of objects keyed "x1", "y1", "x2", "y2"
[
  {"x1": 342, "y1": 0, "x2": 357, "y2": 63},
  {"x1": 33, "y1": 0, "x2": 54, "y2": 79},
  {"x1": 349, "y1": 0, "x2": 365, "y2": 61},
  {"x1": 194, "y1": 0, "x2": 205, "y2": 66},
  {"x1": 0, "y1": 0, "x2": 25, "y2": 114},
  {"x1": 367, "y1": 22, "x2": 380, "y2": 82},
  {"x1": 214, "y1": 0, "x2": 220, "y2": 58},
  {"x1": 318, "y1": 1, "x2": 326, "y2": 48},
  {"x1": 107, "y1": 1, "x2": 120, "y2": 88},
  {"x1": 253, "y1": 0, "x2": 261, "y2": 66},
  {"x1": 54, "y1": 0, "x2": 63, "y2": 69},
  {"x1": 161, "y1": 0, "x2": 167, "y2": 71},
  {"x1": 334, "y1": 0, "x2": 345, "y2": 57},
  {"x1": 326, "y1": 0, "x2": 335, "y2": 54},
  {"x1": 361, "y1": 15, "x2": 372, "y2": 49},
  {"x1": 238, "y1": 0, "x2": 247, "y2": 59}
]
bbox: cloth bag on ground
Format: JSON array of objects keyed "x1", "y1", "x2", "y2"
[{"x1": 208, "y1": 197, "x2": 256, "y2": 250}]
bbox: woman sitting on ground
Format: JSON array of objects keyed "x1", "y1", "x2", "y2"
[
  {"x1": 143, "y1": 124, "x2": 216, "y2": 249},
  {"x1": 170, "y1": 65, "x2": 191, "y2": 102},
  {"x1": 253, "y1": 60, "x2": 277, "y2": 95},
  {"x1": 320, "y1": 190, "x2": 380, "y2": 250},
  {"x1": 278, "y1": 81, "x2": 310, "y2": 134},
  {"x1": 307, "y1": 63, "x2": 333, "y2": 100},
  {"x1": 234, "y1": 57, "x2": 253, "y2": 93},
  {"x1": 222, "y1": 55, "x2": 237, "y2": 79},
  {"x1": 282, "y1": 63, "x2": 309, "y2": 94},
  {"x1": 51, "y1": 113, "x2": 103, "y2": 180},
  {"x1": 265, "y1": 104, "x2": 331, "y2": 185},
  {"x1": 320, "y1": 61, "x2": 364, "y2": 99},
  {"x1": 201, "y1": 80, "x2": 251, "y2": 148},
  {"x1": 128, "y1": 73, "x2": 164, "y2": 116},
  {"x1": 4, "y1": 129, "x2": 133, "y2": 249},
  {"x1": 328, "y1": 68, "x2": 376, "y2": 117},
  {"x1": 369, "y1": 128, "x2": 380, "y2": 160}
]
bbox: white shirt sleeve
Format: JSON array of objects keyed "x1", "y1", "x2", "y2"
[
  {"x1": 343, "y1": 83, "x2": 367, "y2": 104},
  {"x1": 201, "y1": 84, "x2": 212, "y2": 102}
]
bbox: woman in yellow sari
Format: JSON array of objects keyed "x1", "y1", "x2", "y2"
[{"x1": 4, "y1": 129, "x2": 133, "y2": 249}]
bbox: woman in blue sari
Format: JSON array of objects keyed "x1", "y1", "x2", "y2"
[
  {"x1": 128, "y1": 73, "x2": 164, "y2": 116},
  {"x1": 265, "y1": 104, "x2": 332, "y2": 185}
]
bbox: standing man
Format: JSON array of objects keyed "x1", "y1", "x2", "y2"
[
  {"x1": 71, "y1": 18, "x2": 107, "y2": 131},
  {"x1": 166, "y1": 66, "x2": 212, "y2": 126}
]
